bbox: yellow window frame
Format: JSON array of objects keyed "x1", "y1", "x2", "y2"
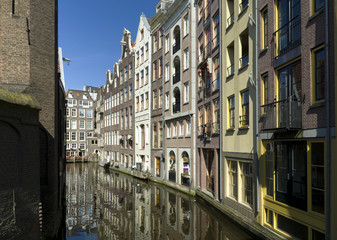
[
  {"x1": 261, "y1": 7, "x2": 268, "y2": 50},
  {"x1": 311, "y1": 45, "x2": 325, "y2": 104}
]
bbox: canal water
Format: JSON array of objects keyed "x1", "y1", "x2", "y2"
[{"x1": 65, "y1": 163, "x2": 256, "y2": 240}]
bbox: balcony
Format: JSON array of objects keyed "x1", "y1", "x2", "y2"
[
  {"x1": 212, "y1": 122, "x2": 220, "y2": 135},
  {"x1": 227, "y1": 13, "x2": 234, "y2": 28},
  {"x1": 172, "y1": 72, "x2": 180, "y2": 84},
  {"x1": 227, "y1": 64, "x2": 234, "y2": 77},
  {"x1": 261, "y1": 98, "x2": 302, "y2": 131},
  {"x1": 203, "y1": 3, "x2": 211, "y2": 25},
  {"x1": 239, "y1": 54, "x2": 249, "y2": 69},
  {"x1": 212, "y1": 34, "x2": 219, "y2": 50},
  {"x1": 274, "y1": 16, "x2": 301, "y2": 59},
  {"x1": 173, "y1": 102, "x2": 180, "y2": 114},
  {"x1": 173, "y1": 43, "x2": 180, "y2": 54}
]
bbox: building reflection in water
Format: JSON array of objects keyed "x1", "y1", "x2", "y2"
[{"x1": 65, "y1": 163, "x2": 255, "y2": 240}]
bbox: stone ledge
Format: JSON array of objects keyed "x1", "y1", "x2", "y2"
[{"x1": 0, "y1": 88, "x2": 41, "y2": 110}]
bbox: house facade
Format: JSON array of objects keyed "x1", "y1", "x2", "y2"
[
  {"x1": 257, "y1": 0, "x2": 335, "y2": 239},
  {"x1": 134, "y1": 14, "x2": 152, "y2": 173}
]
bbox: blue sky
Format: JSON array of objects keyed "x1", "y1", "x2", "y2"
[{"x1": 59, "y1": 0, "x2": 160, "y2": 91}]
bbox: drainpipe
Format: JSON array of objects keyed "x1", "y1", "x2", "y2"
[
  {"x1": 324, "y1": 0, "x2": 330, "y2": 239},
  {"x1": 219, "y1": 0, "x2": 222, "y2": 201}
]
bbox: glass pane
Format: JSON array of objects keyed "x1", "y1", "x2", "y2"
[
  {"x1": 277, "y1": 214, "x2": 308, "y2": 240},
  {"x1": 292, "y1": 144, "x2": 306, "y2": 200},
  {"x1": 312, "y1": 229, "x2": 325, "y2": 240},
  {"x1": 276, "y1": 144, "x2": 288, "y2": 194}
]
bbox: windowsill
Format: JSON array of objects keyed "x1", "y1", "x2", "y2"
[
  {"x1": 165, "y1": 108, "x2": 169, "y2": 112},
  {"x1": 239, "y1": 126, "x2": 249, "y2": 130},
  {"x1": 165, "y1": 51, "x2": 169, "y2": 56},
  {"x1": 185, "y1": 134, "x2": 191, "y2": 138},
  {"x1": 226, "y1": 22, "x2": 234, "y2": 32},
  {"x1": 226, "y1": 73, "x2": 234, "y2": 80},
  {"x1": 178, "y1": 136, "x2": 184, "y2": 139},
  {"x1": 226, "y1": 128, "x2": 235, "y2": 132},
  {"x1": 183, "y1": 67, "x2": 189, "y2": 72},
  {"x1": 10, "y1": 13, "x2": 20, "y2": 18},
  {"x1": 260, "y1": 47, "x2": 268, "y2": 55},
  {"x1": 310, "y1": 101, "x2": 325, "y2": 109},
  {"x1": 309, "y1": 8, "x2": 324, "y2": 21},
  {"x1": 183, "y1": 33, "x2": 189, "y2": 39},
  {"x1": 183, "y1": 101, "x2": 189, "y2": 106}
]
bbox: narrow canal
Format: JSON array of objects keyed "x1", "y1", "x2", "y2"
[{"x1": 65, "y1": 163, "x2": 256, "y2": 240}]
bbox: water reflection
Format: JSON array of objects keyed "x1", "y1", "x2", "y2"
[{"x1": 65, "y1": 163, "x2": 255, "y2": 240}]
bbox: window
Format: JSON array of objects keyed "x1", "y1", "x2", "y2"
[
  {"x1": 313, "y1": 0, "x2": 324, "y2": 13},
  {"x1": 262, "y1": 75, "x2": 269, "y2": 106},
  {"x1": 129, "y1": 84, "x2": 132, "y2": 100},
  {"x1": 183, "y1": 13, "x2": 189, "y2": 36},
  {"x1": 165, "y1": 92, "x2": 169, "y2": 110},
  {"x1": 140, "y1": 70, "x2": 144, "y2": 87},
  {"x1": 239, "y1": 29, "x2": 249, "y2": 68},
  {"x1": 213, "y1": 13, "x2": 219, "y2": 48},
  {"x1": 140, "y1": 29, "x2": 144, "y2": 40},
  {"x1": 153, "y1": 33, "x2": 158, "y2": 53},
  {"x1": 71, "y1": 132, "x2": 76, "y2": 141},
  {"x1": 186, "y1": 119, "x2": 191, "y2": 136},
  {"x1": 153, "y1": 61, "x2": 158, "y2": 81},
  {"x1": 87, "y1": 109, "x2": 92, "y2": 118},
  {"x1": 159, "y1": 88, "x2": 163, "y2": 108},
  {"x1": 145, "y1": 92, "x2": 149, "y2": 110},
  {"x1": 213, "y1": 57, "x2": 220, "y2": 91},
  {"x1": 79, "y1": 132, "x2": 85, "y2": 141},
  {"x1": 87, "y1": 120, "x2": 92, "y2": 130},
  {"x1": 240, "y1": 162, "x2": 253, "y2": 206},
  {"x1": 265, "y1": 143, "x2": 274, "y2": 196},
  {"x1": 184, "y1": 48, "x2": 189, "y2": 70},
  {"x1": 140, "y1": 95, "x2": 144, "y2": 111},
  {"x1": 66, "y1": 132, "x2": 70, "y2": 141},
  {"x1": 125, "y1": 67, "x2": 128, "y2": 80},
  {"x1": 159, "y1": 57, "x2": 163, "y2": 77},
  {"x1": 71, "y1": 108, "x2": 77, "y2": 117},
  {"x1": 66, "y1": 108, "x2": 69, "y2": 117},
  {"x1": 228, "y1": 96, "x2": 235, "y2": 129},
  {"x1": 79, "y1": 120, "x2": 85, "y2": 129},
  {"x1": 141, "y1": 47, "x2": 144, "y2": 64},
  {"x1": 72, "y1": 143, "x2": 77, "y2": 149},
  {"x1": 166, "y1": 123, "x2": 171, "y2": 138},
  {"x1": 159, "y1": 122, "x2": 163, "y2": 147},
  {"x1": 228, "y1": 160, "x2": 238, "y2": 199},
  {"x1": 120, "y1": 69, "x2": 124, "y2": 84},
  {"x1": 125, "y1": 87, "x2": 128, "y2": 102},
  {"x1": 165, "y1": 35, "x2": 169, "y2": 53},
  {"x1": 261, "y1": 8, "x2": 268, "y2": 49},
  {"x1": 136, "y1": 97, "x2": 139, "y2": 112},
  {"x1": 129, "y1": 106, "x2": 133, "y2": 127},
  {"x1": 184, "y1": 82, "x2": 189, "y2": 103},
  {"x1": 153, "y1": 90, "x2": 157, "y2": 109},
  {"x1": 71, "y1": 120, "x2": 77, "y2": 129},
  {"x1": 145, "y1": 67, "x2": 149, "y2": 85},
  {"x1": 145, "y1": 42, "x2": 149, "y2": 61},
  {"x1": 311, "y1": 142, "x2": 325, "y2": 214},
  {"x1": 212, "y1": 99, "x2": 220, "y2": 134},
  {"x1": 313, "y1": 47, "x2": 325, "y2": 102},
  {"x1": 173, "y1": 122, "x2": 177, "y2": 137},
  {"x1": 165, "y1": 64, "x2": 170, "y2": 82},
  {"x1": 153, "y1": 122, "x2": 158, "y2": 148},
  {"x1": 136, "y1": 73, "x2": 139, "y2": 89},
  {"x1": 120, "y1": 90, "x2": 123, "y2": 104},
  {"x1": 136, "y1": 51, "x2": 139, "y2": 67},
  {"x1": 129, "y1": 63, "x2": 133, "y2": 77},
  {"x1": 227, "y1": 41, "x2": 235, "y2": 76},
  {"x1": 179, "y1": 121, "x2": 184, "y2": 136},
  {"x1": 66, "y1": 120, "x2": 70, "y2": 129},
  {"x1": 240, "y1": 90, "x2": 249, "y2": 127}
]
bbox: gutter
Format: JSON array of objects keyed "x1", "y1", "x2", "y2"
[{"x1": 324, "y1": 0, "x2": 331, "y2": 239}]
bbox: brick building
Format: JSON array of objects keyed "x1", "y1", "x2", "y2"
[
  {"x1": 65, "y1": 89, "x2": 96, "y2": 161},
  {"x1": 0, "y1": 0, "x2": 66, "y2": 239}
]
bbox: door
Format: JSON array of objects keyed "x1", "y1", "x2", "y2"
[{"x1": 275, "y1": 141, "x2": 307, "y2": 211}]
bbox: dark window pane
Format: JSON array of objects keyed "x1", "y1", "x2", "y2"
[
  {"x1": 312, "y1": 229, "x2": 325, "y2": 240},
  {"x1": 277, "y1": 214, "x2": 308, "y2": 239}
]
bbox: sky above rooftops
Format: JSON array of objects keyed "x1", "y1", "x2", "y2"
[{"x1": 59, "y1": 0, "x2": 160, "y2": 91}]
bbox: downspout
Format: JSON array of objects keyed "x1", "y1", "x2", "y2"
[
  {"x1": 324, "y1": 0, "x2": 330, "y2": 239},
  {"x1": 254, "y1": 0, "x2": 259, "y2": 215},
  {"x1": 219, "y1": 0, "x2": 222, "y2": 201}
]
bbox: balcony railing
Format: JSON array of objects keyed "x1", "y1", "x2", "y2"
[
  {"x1": 203, "y1": 3, "x2": 211, "y2": 25},
  {"x1": 173, "y1": 102, "x2": 180, "y2": 114},
  {"x1": 212, "y1": 34, "x2": 219, "y2": 49},
  {"x1": 172, "y1": 72, "x2": 180, "y2": 84},
  {"x1": 273, "y1": 15, "x2": 301, "y2": 59},
  {"x1": 261, "y1": 98, "x2": 302, "y2": 131},
  {"x1": 227, "y1": 13, "x2": 234, "y2": 28},
  {"x1": 204, "y1": 42, "x2": 211, "y2": 58},
  {"x1": 239, "y1": 0, "x2": 248, "y2": 13},
  {"x1": 239, "y1": 54, "x2": 249, "y2": 68},
  {"x1": 173, "y1": 42, "x2": 180, "y2": 54},
  {"x1": 227, "y1": 64, "x2": 234, "y2": 77},
  {"x1": 239, "y1": 114, "x2": 249, "y2": 127},
  {"x1": 212, "y1": 122, "x2": 220, "y2": 134}
]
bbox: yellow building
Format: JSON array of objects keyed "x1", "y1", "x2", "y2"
[{"x1": 221, "y1": 0, "x2": 258, "y2": 219}]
